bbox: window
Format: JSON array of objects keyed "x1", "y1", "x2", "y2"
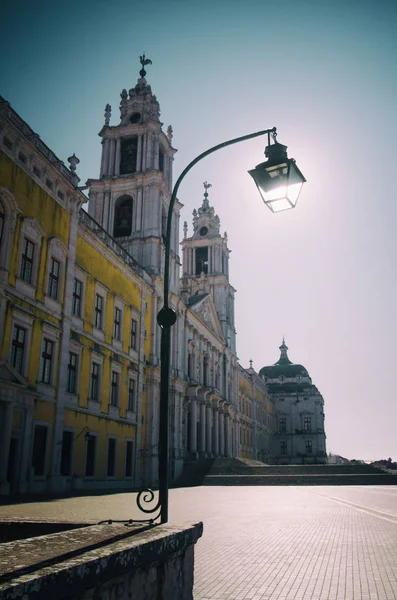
[
  {"x1": 67, "y1": 353, "x2": 78, "y2": 394},
  {"x1": 113, "y1": 307, "x2": 121, "y2": 340},
  {"x1": 120, "y1": 139, "x2": 137, "y2": 175},
  {"x1": 90, "y1": 362, "x2": 100, "y2": 401},
  {"x1": 128, "y1": 378, "x2": 136, "y2": 412},
  {"x1": 47, "y1": 258, "x2": 60, "y2": 299},
  {"x1": 11, "y1": 325, "x2": 26, "y2": 374},
  {"x1": 130, "y1": 318, "x2": 138, "y2": 349},
  {"x1": 33, "y1": 165, "x2": 41, "y2": 178},
  {"x1": 159, "y1": 149, "x2": 164, "y2": 172},
  {"x1": 125, "y1": 441, "x2": 135, "y2": 477},
  {"x1": 107, "y1": 438, "x2": 117, "y2": 477},
  {"x1": 279, "y1": 417, "x2": 287, "y2": 433},
  {"x1": 60, "y1": 431, "x2": 73, "y2": 476},
  {"x1": 4, "y1": 137, "x2": 13, "y2": 150},
  {"x1": 31, "y1": 425, "x2": 48, "y2": 476},
  {"x1": 304, "y1": 416, "x2": 312, "y2": 432},
  {"x1": 305, "y1": 440, "x2": 313, "y2": 454},
  {"x1": 46, "y1": 178, "x2": 53, "y2": 190},
  {"x1": 280, "y1": 441, "x2": 287, "y2": 455},
  {"x1": 85, "y1": 435, "x2": 96, "y2": 476},
  {"x1": 113, "y1": 196, "x2": 133, "y2": 238},
  {"x1": 72, "y1": 279, "x2": 82, "y2": 317},
  {"x1": 20, "y1": 238, "x2": 34, "y2": 283},
  {"x1": 41, "y1": 339, "x2": 54, "y2": 384},
  {"x1": 195, "y1": 247, "x2": 208, "y2": 274},
  {"x1": 18, "y1": 152, "x2": 27, "y2": 164},
  {"x1": 110, "y1": 371, "x2": 119, "y2": 406},
  {"x1": 57, "y1": 190, "x2": 65, "y2": 200},
  {"x1": 94, "y1": 294, "x2": 104, "y2": 329}
]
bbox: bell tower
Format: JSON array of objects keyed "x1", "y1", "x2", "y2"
[
  {"x1": 87, "y1": 56, "x2": 180, "y2": 287},
  {"x1": 180, "y1": 183, "x2": 236, "y2": 352}
]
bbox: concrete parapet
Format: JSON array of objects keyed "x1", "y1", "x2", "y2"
[{"x1": 0, "y1": 520, "x2": 203, "y2": 600}]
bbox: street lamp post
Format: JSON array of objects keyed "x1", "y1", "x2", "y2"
[{"x1": 136, "y1": 127, "x2": 306, "y2": 524}]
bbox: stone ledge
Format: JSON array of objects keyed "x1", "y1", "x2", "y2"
[{"x1": 0, "y1": 521, "x2": 203, "y2": 600}]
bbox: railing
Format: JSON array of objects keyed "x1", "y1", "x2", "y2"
[
  {"x1": 0, "y1": 97, "x2": 77, "y2": 186},
  {"x1": 79, "y1": 210, "x2": 143, "y2": 276}
]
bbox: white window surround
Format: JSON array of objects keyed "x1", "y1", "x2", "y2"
[
  {"x1": 106, "y1": 435, "x2": 118, "y2": 480},
  {"x1": 44, "y1": 237, "x2": 68, "y2": 313},
  {"x1": 88, "y1": 352, "x2": 104, "y2": 413},
  {"x1": 0, "y1": 188, "x2": 21, "y2": 284},
  {"x1": 9, "y1": 310, "x2": 34, "y2": 379},
  {"x1": 60, "y1": 426, "x2": 76, "y2": 478},
  {"x1": 125, "y1": 438, "x2": 136, "y2": 479},
  {"x1": 65, "y1": 340, "x2": 82, "y2": 406},
  {"x1": 129, "y1": 309, "x2": 140, "y2": 359},
  {"x1": 112, "y1": 297, "x2": 125, "y2": 351},
  {"x1": 109, "y1": 362, "x2": 121, "y2": 418},
  {"x1": 71, "y1": 268, "x2": 87, "y2": 328},
  {"x1": 84, "y1": 431, "x2": 98, "y2": 479},
  {"x1": 126, "y1": 373, "x2": 138, "y2": 421},
  {"x1": 93, "y1": 283, "x2": 107, "y2": 341},
  {"x1": 16, "y1": 217, "x2": 45, "y2": 299},
  {"x1": 31, "y1": 420, "x2": 50, "y2": 480},
  {"x1": 37, "y1": 324, "x2": 60, "y2": 397}
]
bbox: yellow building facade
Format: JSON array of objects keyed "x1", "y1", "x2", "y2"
[
  {"x1": 0, "y1": 76, "x2": 277, "y2": 496},
  {"x1": 0, "y1": 97, "x2": 153, "y2": 494},
  {"x1": 238, "y1": 364, "x2": 274, "y2": 461}
]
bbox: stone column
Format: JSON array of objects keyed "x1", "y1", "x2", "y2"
[
  {"x1": 142, "y1": 135, "x2": 147, "y2": 171},
  {"x1": 115, "y1": 138, "x2": 121, "y2": 175},
  {"x1": 213, "y1": 407, "x2": 219, "y2": 457},
  {"x1": 189, "y1": 398, "x2": 198, "y2": 459},
  {"x1": 137, "y1": 135, "x2": 143, "y2": 172},
  {"x1": 0, "y1": 403, "x2": 13, "y2": 494},
  {"x1": 219, "y1": 409, "x2": 225, "y2": 457},
  {"x1": 225, "y1": 413, "x2": 231, "y2": 457},
  {"x1": 206, "y1": 403, "x2": 212, "y2": 457},
  {"x1": 199, "y1": 402, "x2": 206, "y2": 457}
]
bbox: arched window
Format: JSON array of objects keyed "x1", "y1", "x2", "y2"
[{"x1": 113, "y1": 196, "x2": 133, "y2": 238}]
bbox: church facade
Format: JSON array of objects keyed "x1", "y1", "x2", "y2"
[
  {"x1": 260, "y1": 340, "x2": 327, "y2": 464},
  {"x1": 0, "y1": 65, "x2": 325, "y2": 495}
]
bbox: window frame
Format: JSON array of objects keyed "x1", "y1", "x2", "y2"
[
  {"x1": 44, "y1": 238, "x2": 67, "y2": 311},
  {"x1": 89, "y1": 361, "x2": 101, "y2": 402},
  {"x1": 31, "y1": 421, "x2": 50, "y2": 479},
  {"x1": 72, "y1": 278, "x2": 83, "y2": 318},
  {"x1": 125, "y1": 439, "x2": 135, "y2": 479},
  {"x1": 106, "y1": 436, "x2": 117, "y2": 479},
  {"x1": 16, "y1": 217, "x2": 44, "y2": 297},
  {"x1": 85, "y1": 432, "x2": 98, "y2": 478},
  {"x1": 127, "y1": 376, "x2": 136, "y2": 412},
  {"x1": 67, "y1": 352, "x2": 79, "y2": 394}
]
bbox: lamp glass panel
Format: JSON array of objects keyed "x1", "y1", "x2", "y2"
[
  {"x1": 268, "y1": 198, "x2": 292, "y2": 212},
  {"x1": 286, "y1": 182, "x2": 304, "y2": 206}
]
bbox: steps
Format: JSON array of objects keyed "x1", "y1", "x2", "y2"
[{"x1": 174, "y1": 458, "x2": 397, "y2": 487}]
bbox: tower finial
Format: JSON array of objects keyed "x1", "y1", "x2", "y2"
[
  {"x1": 139, "y1": 54, "x2": 152, "y2": 78},
  {"x1": 203, "y1": 181, "x2": 212, "y2": 208}
]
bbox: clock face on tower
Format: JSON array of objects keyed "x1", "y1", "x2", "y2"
[{"x1": 200, "y1": 226, "x2": 208, "y2": 236}]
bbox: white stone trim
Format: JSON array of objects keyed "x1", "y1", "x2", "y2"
[{"x1": 16, "y1": 217, "x2": 45, "y2": 299}]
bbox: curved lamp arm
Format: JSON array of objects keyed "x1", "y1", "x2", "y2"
[{"x1": 163, "y1": 127, "x2": 276, "y2": 305}]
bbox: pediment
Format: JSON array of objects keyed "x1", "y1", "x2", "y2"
[
  {"x1": 188, "y1": 294, "x2": 224, "y2": 340},
  {"x1": 0, "y1": 361, "x2": 28, "y2": 387}
]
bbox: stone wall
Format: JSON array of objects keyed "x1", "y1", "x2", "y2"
[{"x1": 0, "y1": 521, "x2": 203, "y2": 600}]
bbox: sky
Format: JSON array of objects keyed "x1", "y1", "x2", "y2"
[{"x1": 2, "y1": 0, "x2": 397, "y2": 461}]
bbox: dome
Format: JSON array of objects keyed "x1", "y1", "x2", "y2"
[{"x1": 259, "y1": 340, "x2": 309, "y2": 380}]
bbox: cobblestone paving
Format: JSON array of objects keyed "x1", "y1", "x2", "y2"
[{"x1": 1, "y1": 486, "x2": 396, "y2": 599}]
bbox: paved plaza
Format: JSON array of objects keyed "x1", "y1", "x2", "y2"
[{"x1": 1, "y1": 486, "x2": 396, "y2": 599}]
